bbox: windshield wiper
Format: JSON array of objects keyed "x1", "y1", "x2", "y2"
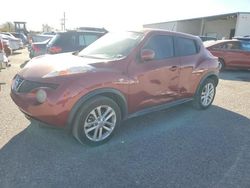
[
  {"x1": 78, "y1": 54, "x2": 98, "y2": 59},
  {"x1": 114, "y1": 54, "x2": 124, "y2": 58}
]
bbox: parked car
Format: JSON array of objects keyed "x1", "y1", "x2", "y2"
[
  {"x1": 0, "y1": 36, "x2": 4, "y2": 68},
  {"x1": 27, "y1": 34, "x2": 54, "y2": 52},
  {"x1": 233, "y1": 36, "x2": 250, "y2": 42},
  {"x1": 0, "y1": 32, "x2": 16, "y2": 38},
  {"x1": 11, "y1": 32, "x2": 28, "y2": 45},
  {"x1": 29, "y1": 34, "x2": 54, "y2": 43},
  {"x1": 42, "y1": 32, "x2": 56, "y2": 36},
  {"x1": 0, "y1": 34, "x2": 23, "y2": 51},
  {"x1": 11, "y1": 29, "x2": 219, "y2": 145},
  {"x1": 29, "y1": 39, "x2": 51, "y2": 58},
  {"x1": 205, "y1": 39, "x2": 250, "y2": 70},
  {"x1": 3, "y1": 39, "x2": 12, "y2": 57},
  {"x1": 46, "y1": 29, "x2": 106, "y2": 54},
  {"x1": 0, "y1": 36, "x2": 9, "y2": 69},
  {"x1": 199, "y1": 36, "x2": 217, "y2": 42}
]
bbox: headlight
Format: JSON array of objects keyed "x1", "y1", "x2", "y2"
[
  {"x1": 43, "y1": 66, "x2": 94, "y2": 78},
  {"x1": 36, "y1": 89, "x2": 47, "y2": 103}
]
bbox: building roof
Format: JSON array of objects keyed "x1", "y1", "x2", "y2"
[{"x1": 144, "y1": 12, "x2": 250, "y2": 26}]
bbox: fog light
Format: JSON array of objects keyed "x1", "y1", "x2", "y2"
[{"x1": 36, "y1": 89, "x2": 47, "y2": 103}]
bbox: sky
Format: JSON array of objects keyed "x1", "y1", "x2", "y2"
[{"x1": 1, "y1": 0, "x2": 250, "y2": 31}]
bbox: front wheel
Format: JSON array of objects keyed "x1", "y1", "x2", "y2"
[
  {"x1": 72, "y1": 96, "x2": 121, "y2": 145},
  {"x1": 193, "y1": 78, "x2": 216, "y2": 110}
]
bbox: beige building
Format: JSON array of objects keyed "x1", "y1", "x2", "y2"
[{"x1": 144, "y1": 12, "x2": 250, "y2": 39}]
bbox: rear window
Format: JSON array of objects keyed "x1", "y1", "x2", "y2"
[
  {"x1": 175, "y1": 37, "x2": 198, "y2": 56},
  {"x1": 79, "y1": 33, "x2": 101, "y2": 47},
  {"x1": 48, "y1": 33, "x2": 77, "y2": 47},
  {"x1": 241, "y1": 42, "x2": 250, "y2": 51},
  {"x1": 211, "y1": 41, "x2": 241, "y2": 50}
]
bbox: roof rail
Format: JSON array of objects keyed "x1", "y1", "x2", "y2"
[{"x1": 77, "y1": 27, "x2": 108, "y2": 33}]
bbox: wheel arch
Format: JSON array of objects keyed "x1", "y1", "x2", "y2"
[
  {"x1": 195, "y1": 72, "x2": 219, "y2": 95},
  {"x1": 206, "y1": 74, "x2": 219, "y2": 86},
  {"x1": 66, "y1": 88, "x2": 128, "y2": 131}
]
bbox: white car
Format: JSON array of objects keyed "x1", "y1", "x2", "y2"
[
  {"x1": 0, "y1": 34, "x2": 23, "y2": 51},
  {"x1": 0, "y1": 36, "x2": 8, "y2": 69}
]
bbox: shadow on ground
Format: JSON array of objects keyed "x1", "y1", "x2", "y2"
[
  {"x1": 20, "y1": 60, "x2": 30, "y2": 68},
  {"x1": 219, "y1": 70, "x2": 250, "y2": 82},
  {"x1": 11, "y1": 51, "x2": 23, "y2": 56},
  {"x1": 1, "y1": 105, "x2": 250, "y2": 188}
]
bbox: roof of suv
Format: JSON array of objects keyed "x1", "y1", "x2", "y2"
[
  {"x1": 56, "y1": 28, "x2": 108, "y2": 35},
  {"x1": 58, "y1": 30, "x2": 106, "y2": 34},
  {"x1": 142, "y1": 28, "x2": 201, "y2": 40}
]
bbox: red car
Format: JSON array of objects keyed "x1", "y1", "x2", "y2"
[
  {"x1": 205, "y1": 40, "x2": 250, "y2": 70},
  {"x1": 11, "y1": 29, "x2": 219, "y2": 145}
]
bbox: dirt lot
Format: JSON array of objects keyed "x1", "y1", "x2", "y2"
[{"x1": 0, "y1": 49, "x2": 250, "y2": 188}]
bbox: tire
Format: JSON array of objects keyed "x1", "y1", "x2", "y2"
[
  {"x1": 72, "y1": 96, "x2": 121, "y2": 145},
  {"x1": 218, "y1": 58, "x2": 225, "y2": 71},
  {"x1": 192, "y1": 78, "x2": 216, "y2": 110}
]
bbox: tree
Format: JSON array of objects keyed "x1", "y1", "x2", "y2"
[
  {"x1": 0, "y1": 22, "x2": 15, "y2": 32},
  {"x1": 42, "y1": 24, "x2": 54, "y2": 32}
]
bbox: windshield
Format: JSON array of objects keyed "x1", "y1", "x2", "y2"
[
  {"x1": 78, "y1": 31, "x2": 143, "y2": 59},
  {"x1": 47, "y1": 34, "x2": 60, "y2": 46}
]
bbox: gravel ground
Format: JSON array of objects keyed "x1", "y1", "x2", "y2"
[{"x1": 0, "y1": 49, "x2": 250, "y2": 188}]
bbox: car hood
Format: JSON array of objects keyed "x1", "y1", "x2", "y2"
[{"x1": 19, "y1": 53, "x2": 113, "y2": 79}]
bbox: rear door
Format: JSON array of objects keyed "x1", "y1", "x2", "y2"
[
  {"x1": 175, "y1": 36, "x2": 202, "y2": 98},
  {"x1": 238, "y1": 41, "x2": 250, "y2": 68},
  {"x1": 222, "y1": 41, "x2": 245, "y2": 67}
]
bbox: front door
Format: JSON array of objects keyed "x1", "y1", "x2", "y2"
[{"x1": 128, "y1": 34, "x2": 180, "y2": 113}]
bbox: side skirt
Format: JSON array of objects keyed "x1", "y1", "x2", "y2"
[{"x1": 126, "y1": 98, "x2": 193, "y2": 119}]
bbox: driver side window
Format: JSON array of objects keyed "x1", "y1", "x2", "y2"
[{"x1": 143, "y1": 35, "x2": 174, "y2": 60}]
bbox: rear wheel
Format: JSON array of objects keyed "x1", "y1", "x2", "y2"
[
  {"x1": 72, "y1": 96, "x2": 121, "y2": 145},
  {"x1": 193, "y1": 78, "x2": 216, "y2": 110}
]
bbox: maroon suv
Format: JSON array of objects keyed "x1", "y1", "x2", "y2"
[{"x1": 11, "y1": 29, "x2": 219, "y2": 145}]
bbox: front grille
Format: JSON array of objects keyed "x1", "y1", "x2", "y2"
[
  {"x1": 13, "y1": 75, "x2": 58, "y2": 93},
  {"x1": 12, "y1": 75, "x2": 24, "y2": 91},
  {"x1": 18, "y1": 80, "x2": 58, "y2": 93}
]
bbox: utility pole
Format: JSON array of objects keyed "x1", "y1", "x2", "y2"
[
  {"x1": 64, "y1": 12, "x2": 66, "y2": 31},
  {"x1": 60, "y1": 12, "x2": 66, "y2": 31}
]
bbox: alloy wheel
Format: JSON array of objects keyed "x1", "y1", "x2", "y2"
[
  {"x1": 201, "y1": 83, "x2": 215, "y2": 107},
  {"x1": 84, "y1": 105, "x2": 117, "y2": 142}
]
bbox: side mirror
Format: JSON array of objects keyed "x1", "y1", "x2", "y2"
[{"x1": 141, "y1": 49, "x2": 155, "y2": 61}]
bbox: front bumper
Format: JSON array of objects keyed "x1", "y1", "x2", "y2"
[{"x1": 10, "y1": 90, "x2": 67, "y2": 128}]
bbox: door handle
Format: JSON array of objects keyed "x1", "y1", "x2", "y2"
[{"x1": 170, "y1": 66, "x2": 178, "y2": 71}]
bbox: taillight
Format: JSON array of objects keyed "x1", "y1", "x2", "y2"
[
  {"x1": 48, "y1": 46, "x2": 62, "y2": 54},
  {"x1": 32, "y1": 44, "x2": 40, "y2": 52}
]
